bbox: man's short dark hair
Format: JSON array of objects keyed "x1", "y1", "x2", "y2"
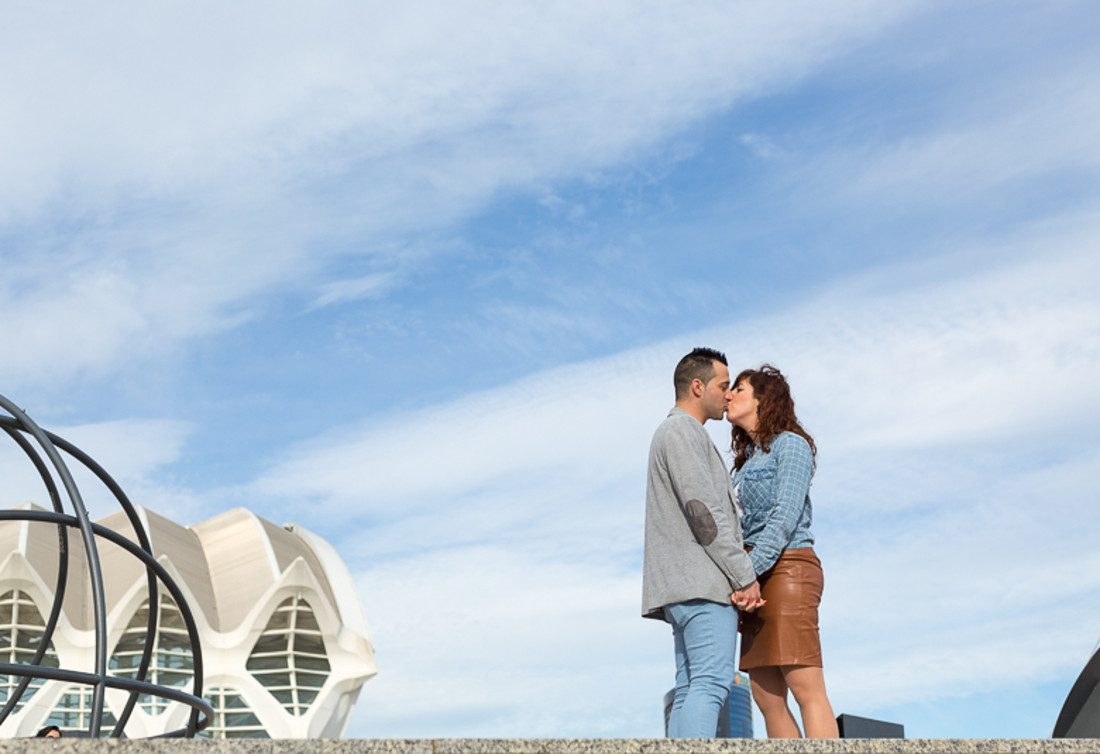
[{"x1": 673, "y1": 347, "x2": 727, "y2": 400}]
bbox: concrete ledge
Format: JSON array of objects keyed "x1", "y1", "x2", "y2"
[
  {"x1": 427, "y1": 743, "x2": 1100, "y2": 754},
  {"x1": 1, "y1": 741, "x2": 1098, "y2": 754}
]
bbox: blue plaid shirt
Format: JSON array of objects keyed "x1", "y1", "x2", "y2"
[{"x1": 732, "y1": 431, "x2": 815, "y2": 575}]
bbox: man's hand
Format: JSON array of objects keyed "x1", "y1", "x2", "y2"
[{"x1": 731, "y1": 581, "x2": 765, "y2": 612}]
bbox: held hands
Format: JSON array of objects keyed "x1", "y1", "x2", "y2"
[{"x1": 731, "y1": 580, "x2": 765, "y2": 612}]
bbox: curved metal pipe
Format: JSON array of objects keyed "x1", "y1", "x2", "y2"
[
  {"x1": 5, "y1": 420, "x2": 163, "y2": 736},
  {"x1": 0, "y1": 398, "x2": 207, "y2": 738},
  {"x1": 0, "y1": 663, "x2": 212, "y2": 733},
  {"x1": 0, "y1": 425, "x2": 69, "y2": 723},
  {"x1": 0, "y1": 398, "x2": 109, "y2": 737}
]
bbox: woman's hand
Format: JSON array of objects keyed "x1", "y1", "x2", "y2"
[{"x1": 732, "y1": 581, "x2": 766, "y2": 612}]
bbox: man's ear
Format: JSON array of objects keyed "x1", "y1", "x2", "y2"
[{"x1": 691, "y1": 377, "x2": 705, "y2": 397}]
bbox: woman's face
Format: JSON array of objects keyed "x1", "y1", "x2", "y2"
[{"x1": 726, "y1": 379, "x2": 759, "y2": 431}]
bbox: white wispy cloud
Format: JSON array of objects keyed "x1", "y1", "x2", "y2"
[
  {"x1": 823, "y1": 448, "x2": 1100, "y2": 716},
  {"x1": 0, "y1": 1, "x2": 927, "y2": 392},
  {"x1": 0, "y1": 417, "x2": 198, "y2": 519},
  {"x1": 352, "y1": 545, "x2": 661, "y2": 737},
  {"x1": 311, "y1": 272, "x2": 401, "y2": 309},
  {"x1": 787, "y1": 59, "x2": 1100, "y2": 221}
]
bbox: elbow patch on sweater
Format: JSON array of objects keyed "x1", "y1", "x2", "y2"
[{"x1": 684, "y1": 500, "x2": 718, "y2": 545}]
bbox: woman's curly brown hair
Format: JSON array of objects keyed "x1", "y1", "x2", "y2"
[{"x1": 731, "y1": 364, "x2": 816, "y2": 471}]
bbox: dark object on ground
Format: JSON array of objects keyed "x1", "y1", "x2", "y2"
[
  {"x1": 1054, "y1": 643, "x2": 1100, "y2": 737},
  {"x1": 837, "y1": 712, "x2": 905, "y2": 738}
]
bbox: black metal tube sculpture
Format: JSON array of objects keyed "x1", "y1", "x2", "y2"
[{"x1": 0, "y1": 394, "x2": 211, "y2": 738}]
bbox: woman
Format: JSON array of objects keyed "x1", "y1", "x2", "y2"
[{"x1": 727, "y1": 364, "x2": 837, "y2": 738}]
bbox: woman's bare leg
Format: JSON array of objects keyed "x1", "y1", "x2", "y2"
[
  {"x1": 782, "y1": 665, "x2": 838, "y2": 738},
  {"x1": 748, "y1": 667, "x2": 802, "y2": 738}
]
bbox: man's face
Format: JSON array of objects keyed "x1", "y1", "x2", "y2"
[{"x1": 700, "y1": 361, "x2": 732, "y2": 421}]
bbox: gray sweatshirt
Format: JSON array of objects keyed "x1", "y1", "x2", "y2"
[{"x1": 642, "y1": 407, "x2": 757, "y2": 620}]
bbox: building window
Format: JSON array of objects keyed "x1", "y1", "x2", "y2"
[
  {"x1": 43, "y1": 684, "x2": 119, "y2": 735},
  {"x1": 108, "y1": 595, "x2": 194, "y2": 714},
  {"x1": 246, "y1": 595, "x2": 330, "y2": 715},
  {"x1": 0, "y1": 589, "x2": 60, "y2": 712},
  {"x1": 196, "y1": 687, "x2": 269, "y2": 738}
]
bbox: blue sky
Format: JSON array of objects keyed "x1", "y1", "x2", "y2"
[{"x1": 2, "y1": 0, "x2": 1099, "y2": 739}]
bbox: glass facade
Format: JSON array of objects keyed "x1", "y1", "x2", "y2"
[
  {"x1": 43, "y1": 684, "x2": 119, "y2": 735},
  {"x1": 0, "y1": 589, "x2": 59, "y2": 712},
  {"x1": 246, "y1": 595, "x2": 330, "y2": 715},
  {"x1": 718, "y1": 673, "x2": 754, "y2": 738},
  {"x1": 196, "y1": 687, "x2": 270, "y2": 739},
  {"x1": 109, "y1": 595, "x2": 194, "y2": 714}
]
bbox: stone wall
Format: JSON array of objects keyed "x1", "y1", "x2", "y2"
[{"x1": 3, "y1": 740, "x2": 1100, "y2": 754}]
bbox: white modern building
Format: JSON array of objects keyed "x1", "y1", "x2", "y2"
[{"x1": 0, "y1": 504, "x2": 377, "y2": 738}]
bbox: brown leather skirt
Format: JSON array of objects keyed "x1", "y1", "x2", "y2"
[{"x1": 739, "y1": 547, "x2": 824, "y2": 670}]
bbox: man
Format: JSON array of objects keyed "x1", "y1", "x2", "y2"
[{"x1": 642, "y1": 347, "x2": 762, "y2": 738}]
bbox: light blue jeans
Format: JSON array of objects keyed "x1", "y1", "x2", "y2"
[{"x1": 665, "y1": 599, "x2": 738, "y2": 738}]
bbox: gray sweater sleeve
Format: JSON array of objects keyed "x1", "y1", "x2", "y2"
[{"x1": 662, "y1": 418, "x2": 756, "y2": 590}]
